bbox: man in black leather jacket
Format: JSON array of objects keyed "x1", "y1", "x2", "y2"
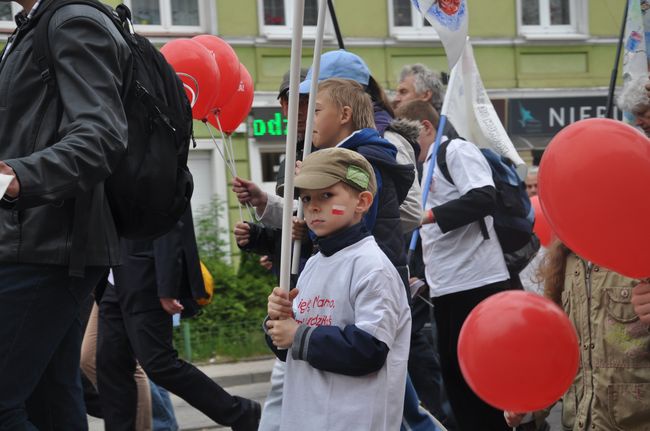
[{"x1": 0, "y1": 1, "x2": 130, "y2": 428}]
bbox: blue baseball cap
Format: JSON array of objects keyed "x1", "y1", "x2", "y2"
[{"x1": 299, "y1": 50, "x2": 371, "y2": 94}]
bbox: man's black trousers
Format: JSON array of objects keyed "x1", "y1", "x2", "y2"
[
  {"x1": 433, "y1": 280, "x2": 514, "y2": 431},
  {"x1": 96, "y1": 284, "x2": 251, "y2": 430}
]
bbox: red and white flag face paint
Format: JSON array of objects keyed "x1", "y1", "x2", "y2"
[{"x1": 331, "y1": 205, "x2": 346, "y2": 216}]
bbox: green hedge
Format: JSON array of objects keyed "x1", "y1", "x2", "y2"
[{"x1": 175, "y1": 198, "x2": 276, "y2": 362}]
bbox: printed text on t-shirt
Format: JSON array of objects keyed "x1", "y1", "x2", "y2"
[{"x1": 295, "y1": 295, "x2": 336, "y2": 327}]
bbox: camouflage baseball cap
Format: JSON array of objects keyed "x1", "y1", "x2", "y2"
[{"x1": 294, "y1": 148, "x2": 377, "y2": 196}]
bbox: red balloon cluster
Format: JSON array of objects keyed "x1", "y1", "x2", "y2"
[
  {"x1": 160, "y1": 35, "x2": 254, "y2": 133},
  {"x1": 538, "y1": 118, "x2": 650, "y2": 278},
  {"x1": 458, "y1": 291, "x2": 579, "y2": 412}
]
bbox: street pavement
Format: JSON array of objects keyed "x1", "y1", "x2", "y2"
[
  {"x1": 88, "y1": 357, "x2": 275, "y2": 431},
  {"x1": 87, "y1": 356, "x2": 562, "y2": 430}
]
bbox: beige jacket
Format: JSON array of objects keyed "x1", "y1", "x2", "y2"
[{"x1": 560, "y1": 254, "x2": 650, "y2": 430}]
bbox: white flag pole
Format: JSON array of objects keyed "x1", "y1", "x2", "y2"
[
  {"x1": 279, "y1": 0, "x2": 306, "y2": 292},
  {"x1": 291, "y1": 0, "x2": 328, "y2": 275}
]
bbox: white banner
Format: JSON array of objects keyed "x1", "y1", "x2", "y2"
[
  {"x1": 413, "y1": 0, "x2": 468, "y2": 69},
  {"x1": 445, "y1": 40, "x2": 525, "y2": 166},
  {"x1": 622, "y1": 0, "x2": 649, "y2": 86}
]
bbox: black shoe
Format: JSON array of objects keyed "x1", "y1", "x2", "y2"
[{"x1": 231, "y1": 398, "x2": 261, "y2": 431}]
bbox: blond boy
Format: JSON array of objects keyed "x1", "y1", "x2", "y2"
[{"x1": 265, "y1": 148, "x2": 411, "y2": 431}]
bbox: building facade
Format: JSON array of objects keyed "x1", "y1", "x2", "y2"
[{"x1": 0, "y1": 0, "x2": 624, "y2": 255}]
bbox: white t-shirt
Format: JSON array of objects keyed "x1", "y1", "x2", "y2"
[
  {"x1": 280, "y1": 236, "x2": 411, "y2": 431},
  {"x1": 420, "y1": 139, "x2": 509, "y2": 297}
]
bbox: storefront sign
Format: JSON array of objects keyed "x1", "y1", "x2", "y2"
[
  {"x1": 249, "y1": 107, "x2": 287, "y2": 141},
  {"x1": 507, "y1": 96, "x2": 623, "y2": 136}
]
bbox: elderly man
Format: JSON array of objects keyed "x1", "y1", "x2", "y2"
[
  {"x1": 394, "y1": 64, "x2": 445, "y2": 111},
  {"x1": 621, "y1": 76, "x2": 650, "y2": 137}
]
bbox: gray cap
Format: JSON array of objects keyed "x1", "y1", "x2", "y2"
[{"x1": 278, "y1": 68, "x2": 309, "y2": 99}]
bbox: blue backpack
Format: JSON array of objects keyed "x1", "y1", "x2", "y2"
[{"x1": 436, "y1": 138, "x2": 537, "y2": 258}]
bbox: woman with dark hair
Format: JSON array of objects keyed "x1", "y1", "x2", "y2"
[{"x1": 366, "y1": 75, "x2": 395, "y2": 133}]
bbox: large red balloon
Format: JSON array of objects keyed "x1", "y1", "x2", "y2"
[
  {"x1": 458, "y1": 291, "x2": 579, "y2": 412},
  {"x1": 538, "y1": 118, "x2": 650, "y2": 278},
  {"x1": 193, "y1": 35, "x2": 241, "y2": 111},
  {"x1": 208, "y1": 64, "x2": 254, "y2": 135},
  {"x1": 531, "y1": 195, "x2": 554, "y2": 247},
  {"x1": 160, "y1": 38, "x2": 220, "y2": 121}
]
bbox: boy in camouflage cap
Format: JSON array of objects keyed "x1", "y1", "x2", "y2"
[{"x1": 264, "y1": 147, "x2": 411, "y2": 431}]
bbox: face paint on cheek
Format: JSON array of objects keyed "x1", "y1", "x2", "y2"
[{"x1": 331, "y1": 205, "x2": 346, "y2": 216}]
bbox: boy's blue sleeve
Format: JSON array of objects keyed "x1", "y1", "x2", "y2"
[{"x1": 290, "y1": 324, "x2": 389, "y2": 376}]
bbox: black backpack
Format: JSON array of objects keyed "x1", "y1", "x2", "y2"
[
  {"x1": 436, "y1": 138, "x2": 540, "y2": 273},
  {"x1": 31, "y1": 0, "x2": 194, "y2": 240}
]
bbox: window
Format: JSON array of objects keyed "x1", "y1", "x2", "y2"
[
  {"x1": 388, "y1": 0, "x2": 438, "y2": 40},
  {"x1": 123, "y1": 0, "x2": 206, "y2": 33},
  {"x1": 258, "y1": 0, "x2": 332, "y2": 40},
  {"x1": 0, "y1": 3, "x2": 20, "y2": 31},
  {"x1": 518, "y1": 0, "x2": 585, "y2": 36}
]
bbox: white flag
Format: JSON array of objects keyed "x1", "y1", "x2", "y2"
[
  {"x1": 445, "y1": 41, "x2": 525, "y2": 167},
  {"x1": 412, "y1": 0, "x2": 468, "y2": 69},
  {"x1": 622, "y1": 0, "x2": 649, "y2": 87}
]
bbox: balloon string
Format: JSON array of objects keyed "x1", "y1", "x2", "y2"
[
  {"x1": 204, "y1": 121, "x2": 244, "y2": 222},
  {"x1": 214, "y1": 113, "x2": 239, "y2": 178},
  {"x1": 204, "y1": 121, "x2": 237, "y2": 178},
  {"x1": 224, "y1": 132, "x2": 251, "y2": 219},
  {"x1": 213, "y1": 114, "x2": 247, "y2": 223}
]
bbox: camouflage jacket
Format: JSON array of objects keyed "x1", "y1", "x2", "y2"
[{"x1": 560, "y1": 254, "x2": 650, "y2": 431}]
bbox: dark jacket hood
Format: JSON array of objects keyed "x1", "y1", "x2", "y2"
[{"x1": 339, "y1": 128, "x2": 414, "y2": 205}]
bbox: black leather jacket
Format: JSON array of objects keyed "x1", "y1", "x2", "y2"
[{"x1": 0, "y1": 4, "x2": 132, "y2": 266}]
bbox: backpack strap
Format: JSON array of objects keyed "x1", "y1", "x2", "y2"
[
  {"x1": 435, "y1": 138, "x2": 454, "y2": 185},
  {"x1": 435, "y1": 137, "x2": 490, "y2": 241}
]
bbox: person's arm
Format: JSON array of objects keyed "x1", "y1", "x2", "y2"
[
  {"x1": 430, "y1": 141, "x2": 497, "y2": 233},
  {"x1": 235, "y1": 221, "x2": 277, "y2": 256},
  {"x1": 3, "y1": 12, "x2": 129, "y2": 209},
  {"x1": 291, "y1": 324, "x2": 389, "y2": 376},
  {"x1": 255, "y1": 193, "x2": 298, "y2": 228},
  {"x1": 632, "y1": 281, "x2": 650, "y2": 324},
  {"x1": 264, "y1": 287, "x2": 301, "y2": 361},
  {"x1": 391, "y1": 135, "x2": 424, "y2": 233},
  {"x1": 432, "y1": 186, "x2": 496, "y2": 233},
  {"x1": 504, "y1": 404, "x2": 555, "y2": 428},
  {"x1": 286, "y1": 270, "x2": 405, "y2": 376},
  {"x1": 263, "y1": 317, "x2": 288, "y2": 361}
]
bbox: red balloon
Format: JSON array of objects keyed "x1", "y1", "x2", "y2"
[
  {"x1": 538, "y1": 118, "x2": 650, "y2": 278},
  {"x1": 531, "y1": 195, "x2": 554, "y2": 247},
  {"x1": 458, "y1": 291, "x2": 579, "y2": 412},
  {"x1": 208, "y1": 64, "x2": 254, "y2": 135},
  {"x1": 161, "y1": 38, "x2": 220, "y2": 121},
  {"x1": 193, "y1": 35, "x2": 241, "y2": 111}
]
